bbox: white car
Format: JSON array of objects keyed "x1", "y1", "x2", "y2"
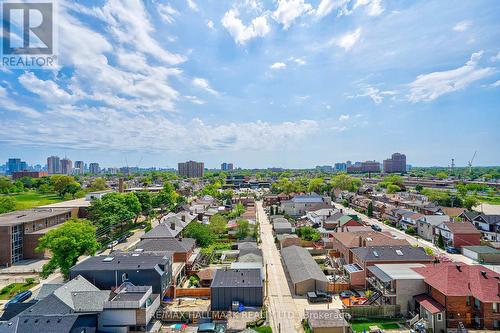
[{"x1": 107, "y1": 240, "x2": 118, "y2": 249}]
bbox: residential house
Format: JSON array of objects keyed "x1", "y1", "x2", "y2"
[
  {"x1": 70, "y1": 252, "x2": 172, "y2": 296},
  {"x1": 273, "y1": 221, "x2": 293, "y2": 235},
  {"x1": 398, "y1": 212, "x2": 424, "y2": 231},
  {"x1": 348, "y1": 246, "x2": 433, "y2": 288},
  {"x1": 462, "y1": 246, "x2": 500, "y2": 264},
  {"x1": 435, "y1": 221, "x2": 481, "y2": 248},
  {"x1": 366, "y1": 263, "x2": 427, "y2": 315},
  {"x1": 460, "y1": 212, "x2": 500, "y2": 241},
  {"x1": 416, "y1": 215, "x2": 450, "y2": 242},
  {"x1": 276, "y1": 234, "x2": 301, "y2": 250},
  {"x1": 413, "y1": 263, "x2": 500, "y2": 330},
  {"x1": 132, "y1": 238, "x2": 195, "y2": 263},
  {"x1": 281, "y1": 245, "x2": 329, "y2": 295},
  {"x1": 281, "y1": 194, "x2": 331, "y2": 217}
]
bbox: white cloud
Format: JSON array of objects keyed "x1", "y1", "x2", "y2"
[
  {"x1": 18, "y1": 72, "x2": 77, "y2": 104},
  {"x1": 490, "y1": 80, "x2": 500, "y2": 88},
  {"x1": 270, "y1": 62, "x2": 287, "y2": 70},
  {"x1": 221, "y1": 8, "x2": 270, "y2": 44},
  {"x1": 453, "y1": 20, "x2": 472, "y2": 32},
  {"x1": 316, "y1": 0, "x2": 349, "y2": 18},
  {"x1": 335, "y1": 28, "x2": 362, "y2": 51},
  {"x1": 157, "y1": 3, "x2": 179, "y2": 24},
  {"x1": 491, "y1": 51, "x2": 500, "y2": 62},
  {"x1": 272, "y1": 0, "x2": 313, "y2": 30},
  {"x1": 192, "y1": 78, "x2": 219, "y2": 96},
  {"x1": 407, "y1": 51, "x2": 495, "y2": 102},
  {"x1": 207, "y1": 20, "x2": 215, "y2": 30},
  {"x1": 339, "y1": 114, "x2": 350, "y2": 121},
  {"x1": 290, "y1": 56, "x2": 307, "y2": 65},
  {"x1": 184, "y1": 95, "x2": 206, "y2": 105},
  {"x1": 365, "y1": 0, "x2": 384, "y2": 16},
  {"x1": 186, "y1": 0, "x2": 198, "y2": 11}
]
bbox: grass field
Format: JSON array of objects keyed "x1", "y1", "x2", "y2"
[
  {"x1": 478, "y1": 196, "x2": 500, "y2": 205},
  {"x1": 0, "y1": 281, "x2": 37, "y2": 300},
  {"x1": 2, "y1": 191, "x2": 64, "y2": 210},
  {"x1": 350, "y1": 318, "x2": 404, "y2": 332}
]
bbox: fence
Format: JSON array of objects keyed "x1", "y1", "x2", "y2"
[
  {"x1": 174, "y1": 288, "x2": 211, "y2": 298},
  {"x1": 340, "y1": 305, "x2": 401, "y2": 318},
  {"x1": 327, "y1": 282, "x2": 350, "y2": 293}
]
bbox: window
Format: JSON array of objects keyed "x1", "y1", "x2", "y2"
[
  {"x1": 122, "y1": 273, "x2": 128, "y2": 282},
  {"x1": 494, "y1": 320, "x2": 500, "y2": 329},
  {"x1": 474, "y1": 298, "x2": 481, "y2": 310},
  {"x1": 494, "y1": 303, "x2": 499, "y2": 313},
  {"x1": 466, "y1": 296, "x2": 470, "y2": 306},
  {"x1": 437, "y1": 313, "x2": 443, "y2": 321}
]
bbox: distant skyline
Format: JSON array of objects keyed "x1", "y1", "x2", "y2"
[{"x1": 1, "y1": 0, "x2": 499, "y2": 168}]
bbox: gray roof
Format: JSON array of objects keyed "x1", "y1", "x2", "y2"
[
  {"x1": 291, "y1": 195, "x2": 324, "y2": 203},
  {"x1": 0, "y1": 314, "x2": 79, "y2": 333},
  {"x1": 237, "y1": 242, "x2": 258, "y2": 250},
  {"x1": 0, "y1": 208, "x2": 72, "y2": 227},
  {"x1": 71, "y1": 290, "x2": 111, "y2": 312},
  {"x1": 273, "y1": 222, "x2": 292, "y2": 229},
  {"x1": 239, "y1": 248, "x2": 262, "y2": 258},
  {"x1": 281, "y1": 246, "x2": 328, "y2": 284},
  {"x1": 34, "y1": 284, "x2": 63, "y2": 300},
  {"x1": 351, "y1": 245, "x2": 433, "y2": 262},
  {"x1": 132, "y1": 238, "x2": 195, "y2": 253},
  {"x1": 462, "y1": 245, "x2": 500, "y2": 254},
  {"x1": 141, "y1": 223, "x2": 183, "y2": 238},
  {"x1": 22, "y1": 294, "x2": 72, "y2": 316},
  {"x1": 474, "y1": 214, "x2": 500, "y2": 225},
  {"x1": 419, "y1": 215, "x2": 450, "y2": 226},
  {"x1": 71, "y1": 252, "x2": 169, "y2": 272},
  {"x1": 211, "y1": 268, "x2": 262, "y2": 288}
]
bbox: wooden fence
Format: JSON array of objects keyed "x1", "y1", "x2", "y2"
[{"x1": 174, "y1": 288, "x2": 211, "y2": 298}]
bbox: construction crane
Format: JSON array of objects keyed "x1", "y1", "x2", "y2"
[{"x1": 468, "y1": 151, "x2": 477, "y2": 174}]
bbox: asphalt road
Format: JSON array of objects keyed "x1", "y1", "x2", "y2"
[{"x1": 257, "y1": 201, "x2": 304, "y2": 333}]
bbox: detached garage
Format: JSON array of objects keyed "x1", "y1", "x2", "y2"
[
  {"x1": 210, "y1": 268, "x2": 263, "y2": 311},
  {"x1": 281, "y1": 245, "x2": 329, "y2": 295},
  {"x1": 462, "y1": 246, "x2": 500, "y2": 264}
]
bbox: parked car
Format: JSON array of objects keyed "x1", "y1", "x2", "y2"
[
  {"x1": 371, "y1": 224, "x2": 382, "y2": 232},
  {"x1": 197, "y1": 322, "x2": 226, "y2": 333},
  {"x1": 307, "y1": 291, "x2": 332, "y2": 303},
  {"x1": 4, "y1": 291, "x2": 32, "y2": 309},
  {"x1": 446, "y1": 246, "x2": 460, "y2": 254},
  {"x1": 117, "y1": 235, "x2": 127, "y2": 243},
  {"x1": 107, "y1": 240, "x2": 118, "y2": 249}
]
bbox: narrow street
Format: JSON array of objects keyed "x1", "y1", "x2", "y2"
[
  {"x1": 257, "y1": 201, "x2": 303, "y2": 333},
  {"x1": 331, "y1": 202, "x2": 477, "y2": 265}
]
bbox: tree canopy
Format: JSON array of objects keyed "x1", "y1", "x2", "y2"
[
  {"x1": 330, "y1": 173, "x2": 362, "y2": 192},
  {"x1": 36, "y1": 219, "x2": 99, "y2": 279}
]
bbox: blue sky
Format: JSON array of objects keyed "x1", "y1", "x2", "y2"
[{"x1": 1, "y1": 0, "x2": 499, "y2": 169}]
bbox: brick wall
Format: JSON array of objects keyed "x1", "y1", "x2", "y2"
[
  {"x1": 0, "y1": 226, "x2": 12, "y2": 266},
  {"x1": 453, "y1": 233, "x2": 481, "y2": 248}
]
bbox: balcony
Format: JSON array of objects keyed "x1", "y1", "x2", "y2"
[{"x1": 366, "y1": 276, "x2": 396, "y2": 296}]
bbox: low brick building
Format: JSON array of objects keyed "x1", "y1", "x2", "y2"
[
  {"x1": 435, "y1": 221, "x2": 481, "y2": 248},
  {"x1": 0, "y1": 208, "x2": 72, "y2": 267}
]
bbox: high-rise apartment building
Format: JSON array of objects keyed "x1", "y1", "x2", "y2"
[
  {"x1": 221, "y1": 162, "x2": 234, "y2": 171},
  {"x1": 347, "y1": 160, "x2": 381, "y2": 173},
  {"x1": 47, "y1": 156, "x2": 61, "y2": 174},
  {"x1": 60, "y1": 158, "x2": 73, "y2": 175},
  {"x1": 6, "y1": 158, "x2": 27, "y2": 175},
  {"x1": 334, "y1": 163, "x2": 347, "y2": 171},
  {"x1": 383, "y1": 153, "x2": 407, "y2": 173},
  {"x1": 89, "y1": 163, "x2": 100, "y2": 175},
  {"x1": 74, "y1": 161, "x2": 85, "y2": 174},
  {"x1": 178, "y1": 161, "x2": 204, "y2": 178}
]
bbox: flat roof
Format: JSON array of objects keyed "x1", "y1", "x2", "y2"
[
  {"x1": 211, "y1": 268, "x2": 262, "y2": 287},
  {"x1": 0, "y1": 208, "x2": 72, "y2": 226},
  {"x1": 40, "y1": 197, "x2": 91, "y2": 208},
  {"x1": 462, "y1": 246, "x2": 500, "y2": 254},
  {"x1": 374, "y1": 263, "x2": 426, "y2": 280}
]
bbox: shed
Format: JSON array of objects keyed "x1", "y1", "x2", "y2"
[
  {"x1": 462, "y1": 246, "x2": 500, "y2": 264},
  {"x1": 305, "y1": 309, "x2": 348, "y2": 333}
]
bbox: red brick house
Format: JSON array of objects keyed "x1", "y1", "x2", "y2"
[
  {"x1": 413, "y1": 263, "x2": 500, "y2": 330},
  {"x1": 435, "y1": 221, "x2": 481, "y2": 248}
]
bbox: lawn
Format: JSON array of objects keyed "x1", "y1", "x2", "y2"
[
  {"x1": 478, "y1": 196, "x2": 500, "y2": 205},
  {"x1": 350, "y1": 318, "x2": 404, "y2": 332},
  {"x1": 0, "y1": 281, "x2": 37, "y2": 300},
  {"x1": 2, "y1": 191, "x2": 64, "y2": 210}
]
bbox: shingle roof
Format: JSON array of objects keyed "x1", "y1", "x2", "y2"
[
  {"x1": 332, "y1": 231, "x2": 409, "y2": 248},
  {"x1": 351, "y1": 245, "x2": 433, "y2": 262},
  {"x1": 305, "y1": 309, "x2": 347, "y2": 328},
  {"x1": 34, "y1": 284, "x2": 63, "y2": 300},
  {"x1": 281, "y1": 246, "x2": 328, "y2": 284},
  {"x1": 419, "y1": 215, "x2": 450, "y2": 226},
  {"x1": 0, "y1": 314, "x2": 80, "y2": 333},
  {"x1": 132, "y1": 238, "x2": 195, "y2": 253},
  {"x1": 475, "y1": 214, "x2": 500, "y2": 225},
  {"x1": 414, "y1": 294, "x2": 445, "y2": 314},
  {"x1": 413, "y1": 263, "x2": 500, "y2": 302},
  {"x1": 291, "y1": 195, "x2": 324, "y2": 203},
  {"x1": 444, "y1": 221, "x2": 480, "y2": 234},
  {"x1": 71, "y1": 252, "x2": 169, "y2": 272}
]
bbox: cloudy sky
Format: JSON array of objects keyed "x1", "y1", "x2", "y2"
[{"x1": 1, "y1": 0, "x2": 499, "y2": 169}]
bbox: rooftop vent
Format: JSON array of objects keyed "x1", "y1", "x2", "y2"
[
  {"x1": 373, "y1": 251, "x2": 379, "y2": 257},
  {"x1": 103, "y1": 257, "x2": 114, "y2": 262}
]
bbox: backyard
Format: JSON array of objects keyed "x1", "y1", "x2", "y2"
[
  {"x1": 350, "y1": 318, "x2": 405, "y2": 332},
  {"x1": 0, "y1": 280, "x2": 37, "y2": 300},
  {"x1": 2, "y1": 191, "x2": 64, "y2": 210}
]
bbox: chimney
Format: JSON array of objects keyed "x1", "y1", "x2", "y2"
[
  {"x1": 170, "y1": 222, "x2": 176, "y2": 230},
  {"x1": 340, "y1": 209, "x2": 343, "y2": 214},
  {"x1": 481, "y1": 271, "x2": 487, "y2": 278},
  {"x1": 118, "y1": 178, "x2": 124, "y2": 193}
]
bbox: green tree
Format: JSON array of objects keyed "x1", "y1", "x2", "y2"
[
  {"x1": 228, "y1": 203, "x2": 245, "y2": 219},
  {"x1": 236, "y1": 219, "x2": 250, "y2": 239},
  {"x1": 307, "y1": 178, "x2": 324, "y2": 193},
  {"x1": 415, "y1": 184, "x2": 423, "y2": 193},
  {"x1": 36, "y1": 219, "x2": 99, "y2": 279},
  {"x1": 88, "y1": 178, "x2": 108, "y2": 191},
  {"x1": 387, "y1": 184, "x2": 401, "y2": 194},
  {"x1": 209, "y1": 214, "x2": 227, "y2": 235},
  {"x1": 153, "y1": 183, "x2": 179, "y2": 212},
  {"x1": 88, "y1": 192, "x2": 141, "y2": 229},
  {"x1": 436, "y1": 171, "x2": 448, "y2": 179},
  {"x1": 51, "y1": 175, "x2": 81, "y2": 198},
  {"x1": 437, "y1": 232, "x2": 445, "y2": 249},
  {"x1": 367, "y1": 202, "x2": 373, "y2": 217},
  {"x1": 463, "y1": 195, "x2": 479, "y2": 210},
  {"x1": 0, "y1": 177, "x2": 13, "y2": 194},
  {"x1": 297, "y1": 226, "x2": 321, "y2": 241},
  {"x1": 330, "y1": 174, "x2": 362, "y2": 192},
  {"x1": 0, "y1": 196, "x2": 16, "y2": 214},
  {"x1": 38, "y1": 183, "x2": 52, "y2": 194},
  {"x1": 183, "y1": 222, "x2": 215, "y2": 247},
  {"x1": 134, "y1": 191, "x2": 153, "y2": 215}
]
